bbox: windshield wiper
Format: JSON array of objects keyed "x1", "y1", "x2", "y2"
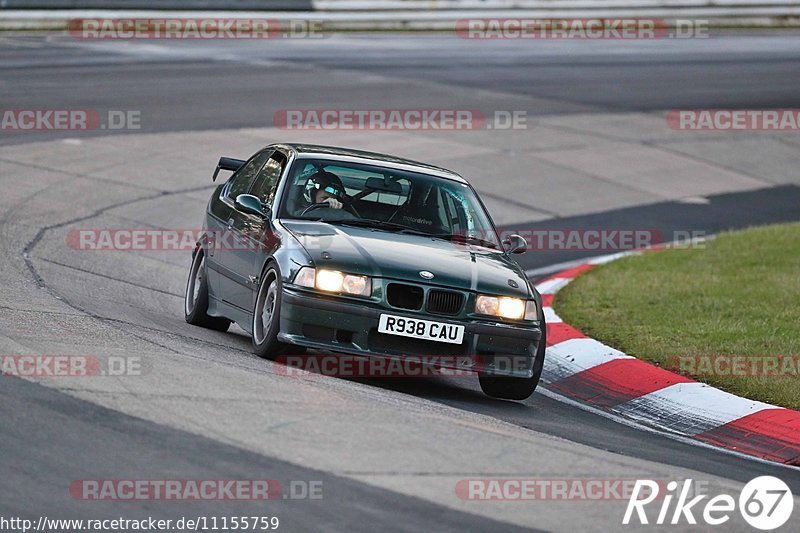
[
  {"x1": 328, "y1": 220, "x2": 499, "y2": 248},
  {"x1": 430, "y1": 233, "x2": 500, "y2": 250},
  {"x1": 328, "y1": 219, "x2": 425, "y2": 234}
]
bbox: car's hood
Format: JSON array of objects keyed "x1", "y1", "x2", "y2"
[{"x1": 281, "y1": 220, "x2": 530, "y2": 297}]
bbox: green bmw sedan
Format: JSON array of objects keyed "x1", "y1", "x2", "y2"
[{"x1": 185, "y1": 144, "x2": 545, "y2": 400}]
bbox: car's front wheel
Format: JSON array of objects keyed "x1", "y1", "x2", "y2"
[
  {"x1": 252, "y1": 265, "x2": 290, "y2": 359},
  {"x1": 185, "y1": 250, "x2": 231, "y2": 332},
  {"x1": 478, "y1": 316, "x2": 546, "y2": 401}
]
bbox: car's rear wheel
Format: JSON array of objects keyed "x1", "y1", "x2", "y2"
[
  {"x1": 479, "y1": 315, "x2": 546, "y2": 401},
  {"x1": 185, "y1": 250, "x2": 231, "y2": 332},
  {"x1": 252, "y1": 265, "x2": 290, "y2": 359}
]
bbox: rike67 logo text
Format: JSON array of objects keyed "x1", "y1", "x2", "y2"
[{"x1": 624, "y1": 477, "x2": 793, "y2": 530}]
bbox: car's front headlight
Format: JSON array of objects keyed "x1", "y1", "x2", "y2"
[
  {"x1": 475, "y1": 295, "x2": 537, "y2": 321},
  {"x1": 293, "y1": 267, "x2": 371, "y2": 297}
]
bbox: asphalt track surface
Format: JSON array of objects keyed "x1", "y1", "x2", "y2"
[
  {"x1": 3, "y1": 32, "x2": 800, "y2": 146},
  {"x1": 1, "y1": 32, "x2": 800, "y2": 531}
]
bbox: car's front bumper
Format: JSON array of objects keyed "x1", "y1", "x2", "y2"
[{"x1": 278, "y1": 288, "x2": 543, "y2": 378}]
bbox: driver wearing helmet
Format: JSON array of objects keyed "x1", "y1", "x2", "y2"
[{"x1": 300, "y1": 170, "x2": 345, "y2": 212}]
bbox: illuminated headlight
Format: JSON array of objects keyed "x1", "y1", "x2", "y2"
[
  {"x1": 475, "y1": 295, "x2": 526, "y2": 320},
  {"x1": 315, "y1": 269, "x2": 344, "y2": 292},
  {"x1": 293, "y1": 267, "x2": 371, "y2": 297}
]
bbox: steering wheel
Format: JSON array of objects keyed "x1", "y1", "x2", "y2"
[
  {"x1": 301, "y1": 200, "x2": 361, "y2": 218},
  {"x1": 300, "y1": 202, "x2": 331, "y2": 216}
]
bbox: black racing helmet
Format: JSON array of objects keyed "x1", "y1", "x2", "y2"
[{"x1": 303, "y1": 170, "x2": 345, "y2": 203}]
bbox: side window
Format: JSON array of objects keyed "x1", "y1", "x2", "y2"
[
  {"x1": 250, "y1": 152, "x2": 287, "y2": 207},
  {"x1": 225, "y1": 150, "x2": 273, "y2": 201}
]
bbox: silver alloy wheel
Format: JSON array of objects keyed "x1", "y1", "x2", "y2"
[
  {"x1": 253, "y1": 274, "x2": 278, "y2": 345},
  {"x1": 185, "y1": 253, "x2": 204, "y2": 315}
]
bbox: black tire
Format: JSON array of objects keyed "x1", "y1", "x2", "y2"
[
  {"x1": 252, "y1": 265, "x2": 290, "y2": 360},
  {"x1": 479, "y1": 313, "x2": 547, "y2": 401},
  {"x1": 185, "y1": 250, "x2": 231, "y2": 332}
]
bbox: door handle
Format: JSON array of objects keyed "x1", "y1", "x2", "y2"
[{"x1": 227, "y1": 218, "x2": 234, "y2": 230}]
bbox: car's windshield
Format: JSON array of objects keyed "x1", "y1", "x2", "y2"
[{"x1": 279, "y1": 158, "x2": 501, "y2": 249}]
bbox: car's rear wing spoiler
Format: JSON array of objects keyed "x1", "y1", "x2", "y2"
[{"x1": 212, "y1": 157, "x2": 245, "y2": 182}]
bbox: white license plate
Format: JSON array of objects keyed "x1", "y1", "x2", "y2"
[{"x1": 378, "y1": 314, "x2": 465, "y2": 345}]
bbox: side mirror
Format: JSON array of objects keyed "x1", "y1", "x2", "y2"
[
  {"x1": 234, "y1": 194, "x2": 270, "y2": 219},
  {"x1": 503, "y1": 234, "x2": 528, "y2": 254}
]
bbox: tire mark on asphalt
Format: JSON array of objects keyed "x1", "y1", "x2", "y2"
[
  {"x1": 13, "y1": 182, "x2": 219, "y2": 362},
  {"x1": 22, "y1": 183, "x2": 214, "y2": 288},
  {"x1": 38, "y1": 257, "x2": 183, "y2": 298},
  {"x1": 0, "y1": 156, "x2": 168, "y2": 192},
  {"x1": 0, "y1": 303, "x2": 80, "y2": 315}
]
